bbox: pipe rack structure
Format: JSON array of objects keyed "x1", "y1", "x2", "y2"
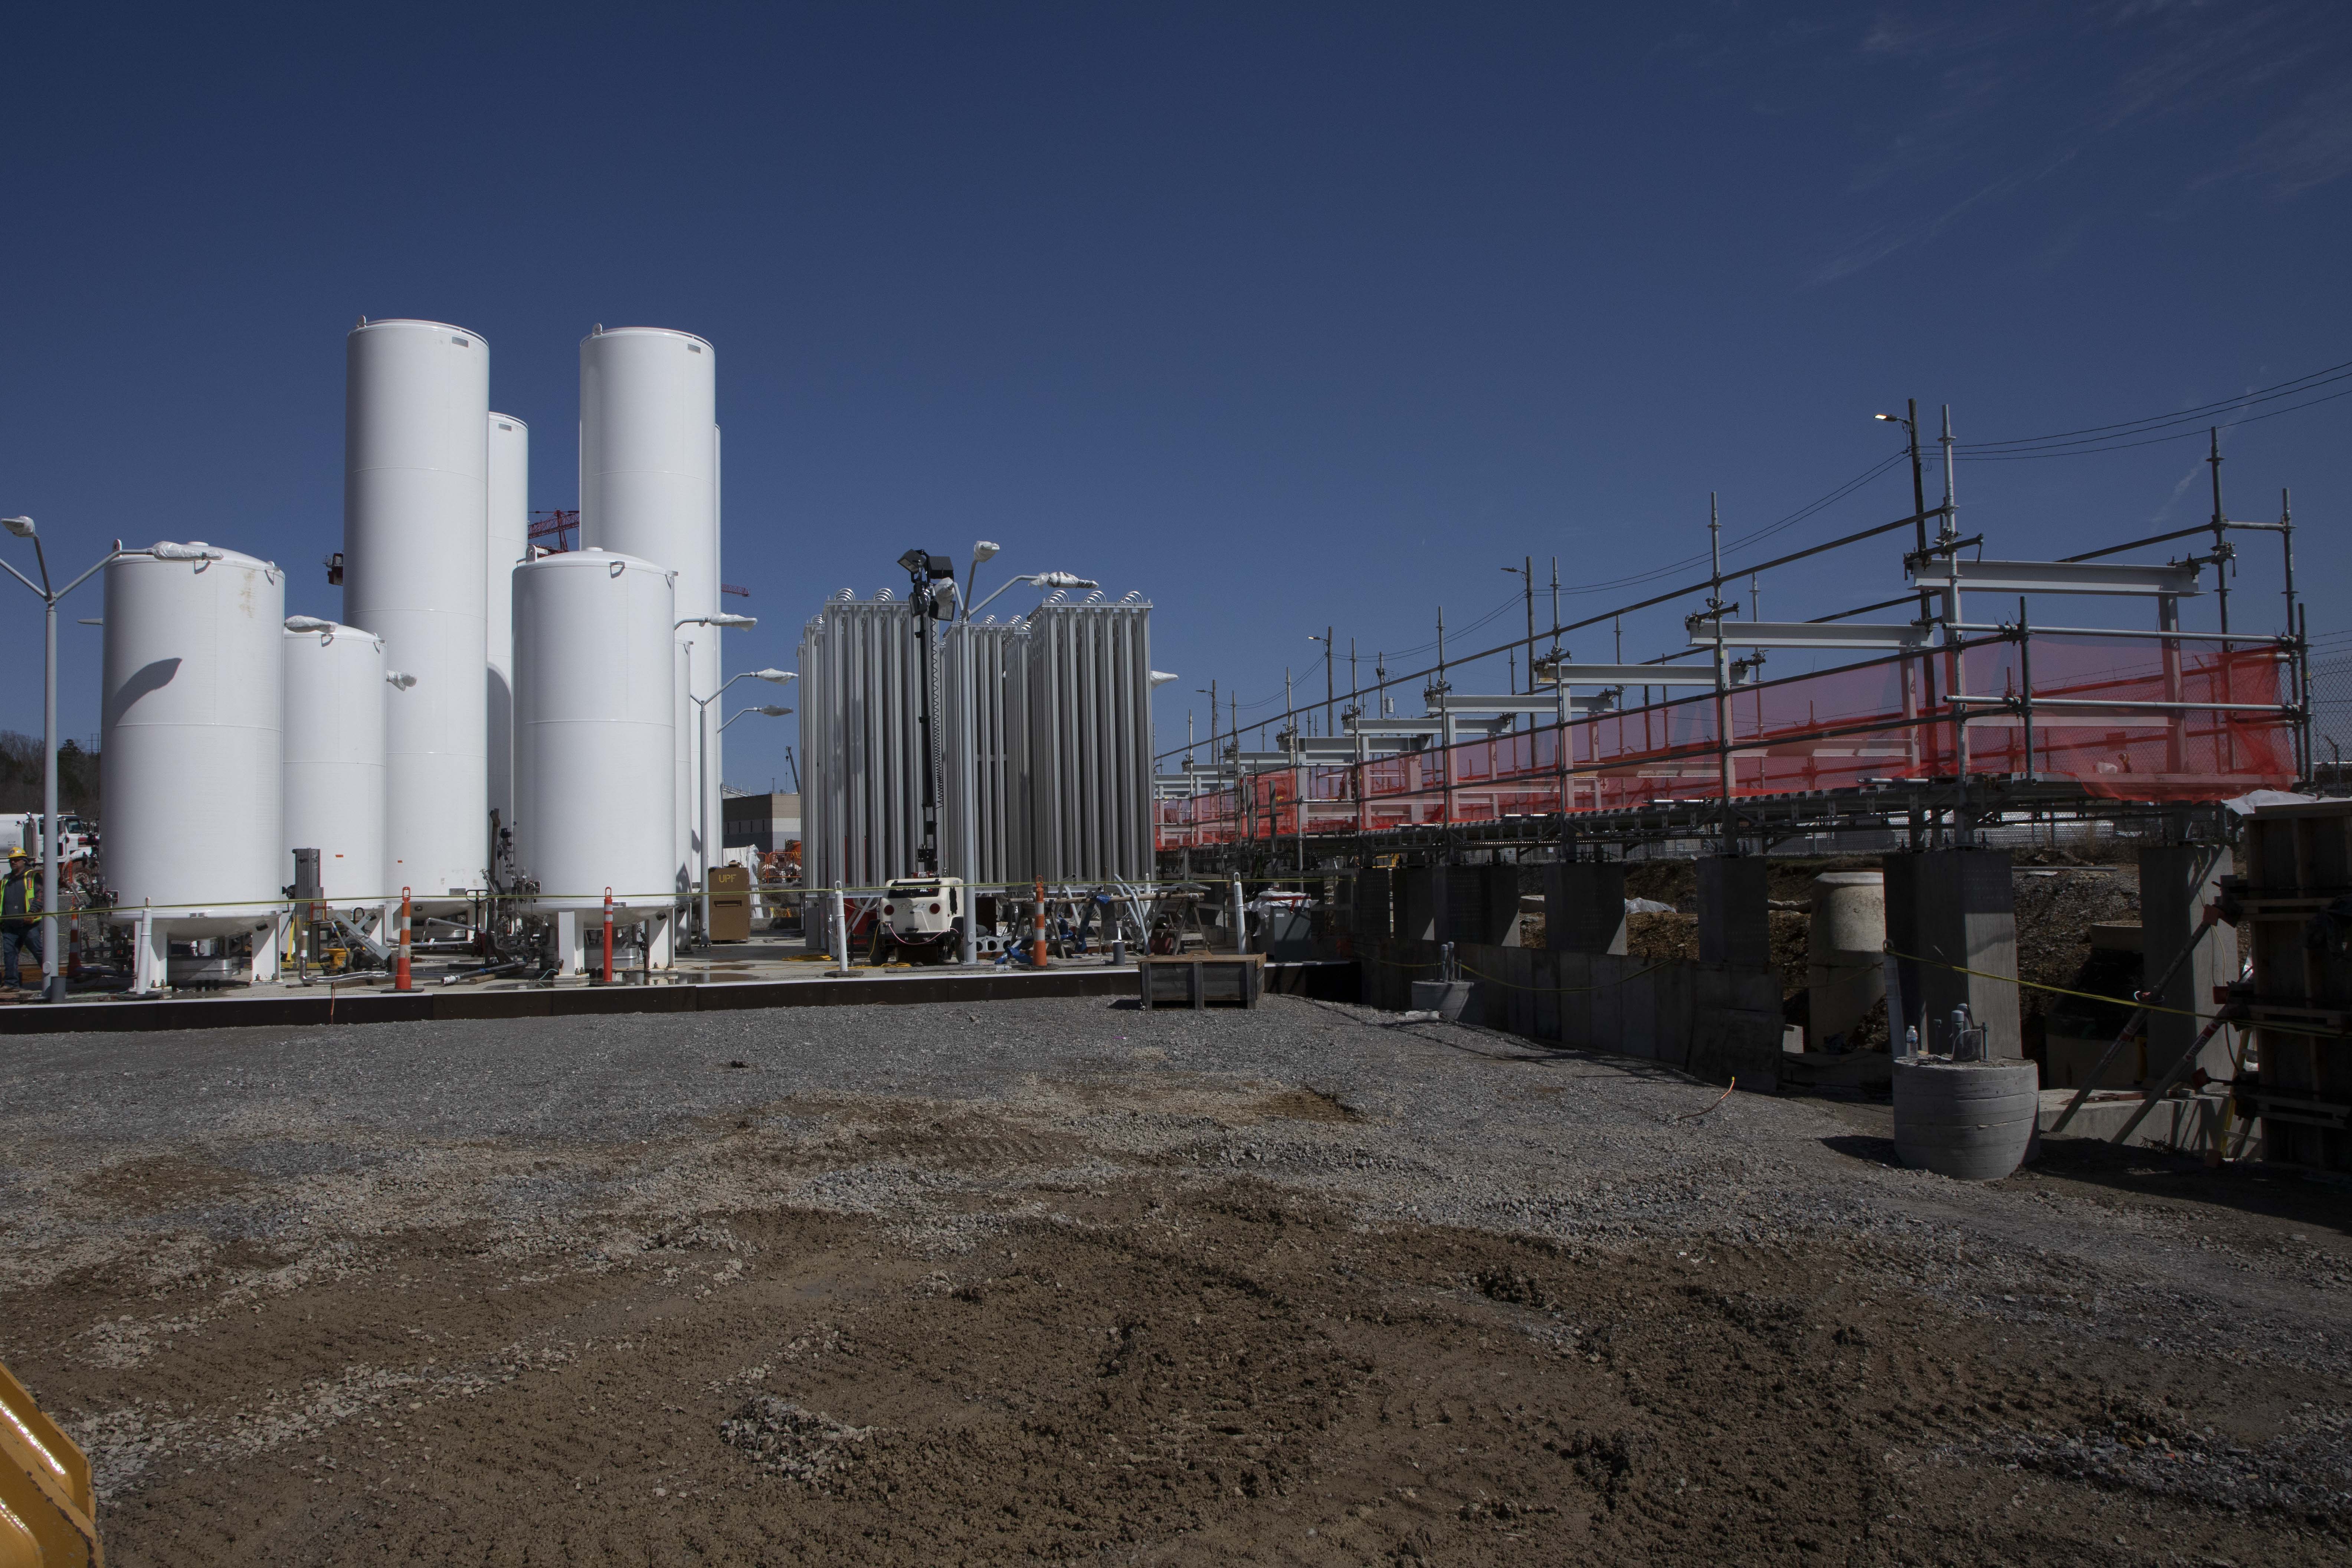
[{"x1": 1158, "y1": 433, "x2": 2309, "y2": 869}]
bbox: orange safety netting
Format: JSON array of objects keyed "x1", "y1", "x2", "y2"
[{"x1": 1154, "y1": 634, "x2": 2294, "y2": 849}]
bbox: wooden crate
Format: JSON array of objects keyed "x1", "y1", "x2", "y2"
[{"x1": 1137, "y1": 953, "x2": 1265, "y2": 1011}]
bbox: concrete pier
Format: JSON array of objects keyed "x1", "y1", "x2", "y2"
[
  {"x1": 1398, "y1": 865, "x2": 1436, "y2": 942},
  {"x1": 1883, "y1": 849, "x2": 2020, "y2": 1058},
  {"x1": 1434, "y1": 863, "x2": 1518, "y2": 946},
  {"x1": 1543, "y1": 860, "x2": 1627, "y2": 956},
  {"x1": 1696, "y1": 857, "x2": 1770, "y2": 968},
  {"x1": 2139, "y1": 842, "x2": 2233, "y2": 1085}
]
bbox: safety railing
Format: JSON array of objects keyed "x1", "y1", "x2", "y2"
[{"x1": 1154, "y1": 630, "x2": 2295, "y2": 849}]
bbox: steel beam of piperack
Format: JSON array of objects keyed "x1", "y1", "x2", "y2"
[{"x1": 1155, "y1": 403, "x2": 2308, "y2": 872}]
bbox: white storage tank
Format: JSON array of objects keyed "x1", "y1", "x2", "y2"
[
  {"x1": 282, "y1": 619, "x2": 389, "y2": 907},
  {"x1": 579, "y1": 326, "x2": 721, "y2": 900},
  {"x1": 486, "y1": 412, "x2": 529, "y2": 844},
  {"x1": 343, "y1": 318, "x2": 490, "y2": 908},
  {"x1": 101, "y1": 543, "x2": 286, "y2": 986},
  {"x1": 512, "y1": 549, "x2": 678, "y2": 914}
]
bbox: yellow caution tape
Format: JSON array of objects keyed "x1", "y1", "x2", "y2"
[{"x1": 1883, "y1": 945, "x2": 2344, "y2": 1043}]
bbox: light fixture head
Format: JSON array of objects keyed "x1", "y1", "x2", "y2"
[
  {"x1": 754, "y1": 667, "x2": 797, "y2": 684},
  {"x1": 1028, "y1": 572, "x2": 1098, "y2": 589},
  {"x1": 753, "y1": 704, "x2": 792, "y2": 717},
  {"x1": 284, "y1": 615, "x2": 333, "y2": 632},
  {"x1": 971, "y1": 540, "x2": 1000, "y2": 564},
  {"x1": 710, "y1": 613, "x2": 757, "y2": 629},
  {"x1": 1, "y1": 517, "x2": 34, "y2": 540}
]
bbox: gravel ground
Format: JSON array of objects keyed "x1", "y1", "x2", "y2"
[{"x1": 1, "y1": 995, "x2": 2347, "y2": 1565}]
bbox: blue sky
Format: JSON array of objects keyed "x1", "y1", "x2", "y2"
[{"x1": 5, "y1": 2, "x2": 2349, "y2": 785}]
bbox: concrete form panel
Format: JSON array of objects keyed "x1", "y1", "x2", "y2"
[{"x1": 1545, "y1": 860, "x2": 1628, "y2": 955}]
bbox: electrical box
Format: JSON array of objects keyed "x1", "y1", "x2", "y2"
[{"x1": 709, "y1": 864, "x2": 753, "y2": 943}]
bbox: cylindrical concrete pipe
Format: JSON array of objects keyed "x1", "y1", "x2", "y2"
[
  {"x1": 1893, "y1": 1057, "x2": 2040, "y2": 1181},
  {"x1": 1806, "y1": 870, "x2": 1885, "y2": 1051}
]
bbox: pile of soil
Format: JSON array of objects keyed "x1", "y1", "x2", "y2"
[
  {"x1": 1622, "y1": 857, "x2": 1874, "y2": 911},
  {"x1": 1623, "y1": 909, "x2": 1809, "y2": 1000},
  {"x1": 2012, "y1": 868, "x2": 2143, "y2": 1046}
]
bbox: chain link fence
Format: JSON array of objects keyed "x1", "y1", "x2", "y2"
[{"x1": 2306, "y1": 639, "x2": 2352, "y2": 789}]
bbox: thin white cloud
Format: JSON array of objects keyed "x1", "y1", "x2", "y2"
[{"x1": 1801, "y1": 0, "x2": 2350, "y2": 285}]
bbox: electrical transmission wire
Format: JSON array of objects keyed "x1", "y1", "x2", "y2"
[
  {"x1": 1559, "y1": 449, "x2": 1909, "y2": 596},
  {"x1": 1956, "y1": 358, "x2": 2352, "y2": 461}
]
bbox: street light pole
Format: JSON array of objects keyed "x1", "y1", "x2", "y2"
[
  {"x1": 686, "y1": 669, "x2": 792, "y2": 943},
  {"x1": 1, "y1": 519, "x2": 113, "y2": 1002},
  {"x1": 677, "y1": 612, "x2": 768, "y2": 944},
  {"x1": 955, "y1": 564, "x2": 1095, "y2": 964}
]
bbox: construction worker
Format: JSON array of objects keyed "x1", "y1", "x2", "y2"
[{"x1": 0, "y1": 848, "x2": 41, "y2": 991}]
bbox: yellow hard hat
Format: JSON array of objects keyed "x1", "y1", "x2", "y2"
[{"x1": 3, "y1": 848, "x2": 24, "y2": 860}]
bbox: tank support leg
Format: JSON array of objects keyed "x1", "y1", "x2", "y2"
[
  {"x1": 251, "y1": 914, "x2": 285, "y2": 983},
  {"x1": 131, "y1": 912, "x2": 167, "y2": 997}
]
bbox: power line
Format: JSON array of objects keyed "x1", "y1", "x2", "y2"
[
  {"x1": 1956, "y1": 356, "x2": 2352, "y2": 458},
  {"x1": 1562, "y1": 450, "x2": 1908, "y2": 595},
  {"x1": 1957, "y1": 383, "x2": 2352, "y2": 462}
]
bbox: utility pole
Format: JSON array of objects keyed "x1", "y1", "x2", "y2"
[
  {"x1": 898, "y1": 549, "x2": 954, "y2": 874},
  {"x1": 2208, "y1": 427, "x2": 2231, "y2": 638},
  {"x1": 1939, "y1": 405, "x2": 1968, "y2": 844},
  {"x1": 1, "y1": 523, "x2": 115, "y2": 1002},
  {"x1": 1308, "y1": 626, "x2": 1335, "y2": 734},
  {"x1": 1547, "y1": 557, "x2": 1561, "y2": 677},
  {"x1": 1501, "y1": 559, "x2": 1533, "y2": 691},
  {"x1": 1749, "y1": 571, "x2": 1765, "y2": 678},
  {"x1": 1708, "y1": 493, "x2": 1734, "y2": 854}
]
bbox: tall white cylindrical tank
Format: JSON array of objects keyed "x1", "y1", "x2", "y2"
[
  {"x1": 344, "y1": 318, "x2": 490, "y2": 906},
  {"x1": 486, "y1": 413, "x2": 529, "y2": 843},
  {"x1": 282, "y1": 621, "x2": 388, "y2": 906},
  {"x1": 101, "y1": 544, "x2": 285, "y2": 935},
  {"x1": 579, "y1": 326, "x2": 720, "y2": 898},
  {"x1": 512, "y1": 550, "x2": 678, "y2": 910}
]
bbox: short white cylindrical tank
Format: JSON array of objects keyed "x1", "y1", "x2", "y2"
[
  {"x1": 282, "y1": 620, "x2": 388, "y2": 906},
  {"x1": 512, "y1": 549, "x2": 677, "y2": 910},
  {"x1": 344, "y1": 318, "x2": 490, "y2": 906},
  {"x1": 102, "y1": 544, "x2": 286, "y2": 934},
  {"x1": 579, "y1": 326, "x2": 721, "y2": 896},
  {"x1": 486, "y1": 413, "x2": 529, "y2": 842}
]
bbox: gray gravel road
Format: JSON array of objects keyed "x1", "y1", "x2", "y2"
[{"x1": 2, "y1": 993, "x2": 2348, "y2": 1563}]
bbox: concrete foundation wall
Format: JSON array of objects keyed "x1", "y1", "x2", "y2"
[{"x1": 1360, "y1": 936, "x2": 1781, "y2": 1093}]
